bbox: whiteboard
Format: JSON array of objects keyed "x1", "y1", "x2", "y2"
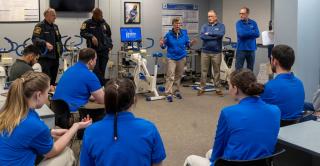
[
  {"x1": 222, "y1": 0, "x2": 271, "y2": 43},
  {"x1": 0, "y1": 0, "x2": 40, "y2": 22}
]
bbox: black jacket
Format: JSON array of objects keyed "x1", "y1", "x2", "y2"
[
  {"x1": 32, "y1": 20, "x2": 63, "y2": 59},
  {"x1": 80, "y1": 18, "x2": 113, "y2": 53}
]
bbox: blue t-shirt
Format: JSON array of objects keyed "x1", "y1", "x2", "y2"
[
  {"x1": 260, "y1": 72, "x2": 305, "y2": 120},
  {"x1": 210, "y1": 97, "x2": 280, "y2": 165},
  {"x1": 161, "y1": 29, "x2": 190, "y2": 61},
  {"x1": 0, "y1": 109, "x2": 53, "y2": 166},
  {"x1": 80, "y1": 112, "x2": 166, "y2": 166},
  {"x1": 53, "y1": 62, "x2": 102, "y2": 112},
  {"x1": 236, "y1": 19, "x2": 260, "y2": 51}
]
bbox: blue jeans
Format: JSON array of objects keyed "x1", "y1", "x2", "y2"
[{"x1": 235, "y1": 50, "x2": 255, "y2": 71}]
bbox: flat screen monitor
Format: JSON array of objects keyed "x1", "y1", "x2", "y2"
[
  {"x1": 50, "y1": 0, "x2": 95, "y2": 12},
  {"x1": 120, "y1": 27, "x2": 142, "y2": 42}
]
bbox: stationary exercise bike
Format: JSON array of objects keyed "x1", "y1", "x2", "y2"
[
  {"x1": 0, "y1": 37, "x2": 15, "y2": 86},
  {"x1": 131, "y1": 51, "x2": 166, "y2": 101},
  {"x1": 119, "y1": 27, "x2": 165, "y2": 101}
]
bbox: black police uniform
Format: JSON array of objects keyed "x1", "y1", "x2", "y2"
[
  {"x1": 80, "y1": 18, "x2": 113, "y2": 85},
  {"x1": 32, "y1": 20, "x2": 62, "y2": 85}
]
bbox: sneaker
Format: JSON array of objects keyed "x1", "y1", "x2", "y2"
[
  {"x1": 216, "y1": 90, "x2": 224, "y2": 97},
  {"x1": 166, "y1": 95, "x2": 173, "y2": 102},
  {"x1": 197, "y1": 89, "x2": 205, "y2": 96}
]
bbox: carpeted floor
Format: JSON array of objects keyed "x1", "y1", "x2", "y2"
[
  {"x1": 133, "y1": 86, "x2": 236, "y2": 166},
  {"x1": 72, "y1": 86, "x2": 236, "y2": 166}
]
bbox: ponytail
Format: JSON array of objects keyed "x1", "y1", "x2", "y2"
[
  {"x1": 244, "y1": 82, "x2": 264, "y2": 96},
  {"x1": 104, "y1": 78, "x2": 136, "y2": 141},
  {"x1": 230, "y1": 69, "x2": 264, "y2": 96},
  {"x1": 0, "y1": 71, "x2": 50, "y2": 135},
  {"x1": 0, "y1": 78, "x2": 28, "y2": 135}
]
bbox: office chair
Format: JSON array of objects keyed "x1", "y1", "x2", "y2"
[
  {"x1": 50, "y1": 99, "x2": 72, "y2": 129},
  {"x1": 214, "y1": 149, "x2": 286, "y2": 166},
  {"x1": 280, "y1": 110, "x2": 315, "y2": 127}
]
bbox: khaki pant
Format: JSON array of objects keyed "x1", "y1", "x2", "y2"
[
  {"x1": 200, "y1": 52, "x2": 222, "y2": 89},
  {"x1": 38, "y1": 147, "x2": 75, "y2": 166},
  {"x1": 165, "y1": 58, "x2": 186, "y2": 95},
  {"x1": 184, "y1": 149, "x2": 212, "y2": 166}
]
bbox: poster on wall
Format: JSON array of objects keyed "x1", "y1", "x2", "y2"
[
  {"x1": 0, "y1": 0, "x2": 40, "y2": 22},
  {"x1": 124, "y1": 2, "x2": 141, "y2": 24},
  {"x1": 161, "y1": 3, "x2": 199, "y2": 36}
]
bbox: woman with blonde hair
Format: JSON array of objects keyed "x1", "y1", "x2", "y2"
[{"x1": 0, "y1": 71, "x2": 92, "y2": 166}]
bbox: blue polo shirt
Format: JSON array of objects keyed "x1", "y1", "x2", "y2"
[
  {"x1": 236, "y1": 19, "x2": 260, "y2": 51},
  {"x1": 260, "y1": 72, "x2": 305, "y2": 120},
  {"x1": 210, "y1": 97, "x2": 280, "y2": 165},
  {"x1": 80, "y1": 112, "x2": 166, "y2": 166},
  {"x1": 0, "y1": 109, "x2": 53, "y2": 166},
  {"x1": 161, "y1": 29, "x2": 190, "y2": 61},
  {"x1": 53, "y1": 62, "x2": 102, "y2": 112}
]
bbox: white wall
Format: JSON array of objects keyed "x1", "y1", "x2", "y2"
[
  {"x1": 274, "y1": 0, "x2": 320, "y2": 100},
  {"x1": 296, "y1": 0, "x2": 320, "y2": 100},
  {"x1": 0, "y1": 0, "x2": 210, "y2": 74},
  {"x1": 222, "y1": 0, "x2": 271, "y2": 43}
]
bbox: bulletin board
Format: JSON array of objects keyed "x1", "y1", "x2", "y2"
[
  {"x1": 161, "y1": 3, "x2": 199, "y2": 37},
  {"x1": 0, "y1": 0, "x2": 40, "y2": 23}
]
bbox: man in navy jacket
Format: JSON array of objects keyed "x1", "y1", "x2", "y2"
[
  {"x1": 32, "y1": 8, "x2": 62, "y2": 86},
  {"x1": 235, "y1": 7, "x2": 260, "y2": 71},
  {"x1": 198, "y1": 10, "x2": 225, "y2": 96}
]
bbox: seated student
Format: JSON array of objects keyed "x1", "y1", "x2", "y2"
[
  {"x1": 184, "y1": 69, "x2": 280, "y2": 166},
  {"x1": 53, "y1": 48, "x2": 104, "y2": 112},
  {"x1": 8, "y1": 44, "x2": 40, "y2": 82},
  {"x1": 80, "y1": 78, "x2": 166, "y2": 166},
  {"x1": 0, "y1": 71, "x2": 92, "y2": 166},
  {"x1": 260, "y1": 44, "x2": 305, "y2": 120}
]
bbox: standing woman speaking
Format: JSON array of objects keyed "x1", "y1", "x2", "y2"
[{"x1": 160, "y1": 17, "x2": 196, "y2": 102}]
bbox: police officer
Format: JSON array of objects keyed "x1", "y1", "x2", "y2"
[
  {"x1": 80, "y1": 8, "x2": 113, "y2": 85},
  {"x1": 32, "y1": 8, "x2": 62, "y2": 86}
]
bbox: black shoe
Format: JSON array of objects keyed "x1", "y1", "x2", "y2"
[
  {"x1": 175, "y1": 91, "x2": 183, "y2": 99},
  {"x1": 167, "y1": 95, "x2": 173, "y2": 102}
]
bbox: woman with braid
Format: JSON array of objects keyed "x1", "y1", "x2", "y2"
[{"x1": 80, "y1": 78, "x2": 166, "y2": 166}]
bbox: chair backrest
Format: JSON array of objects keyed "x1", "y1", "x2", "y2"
[
  {"x1": 50, "y1": 99, "x2": 70, "y2": 115},
  {"x1": 214, "y1": 149, "x2": 286, "y2": 166},
  {"x1": 281, "y1": 110, "x2": 316, "y2": 127},
  {"x1": 50, "y1": 99, "x2": 71, "y2": 129},
  {"x1": 280, "y1": 119, "x2": 299, "y2": 127}
]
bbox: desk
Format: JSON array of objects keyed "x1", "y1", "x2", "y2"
[
  {"x1": 275, "y1": 120, "x2": 320, "y2": 166},
  {"x1": 0, "y1": 92, "x2": 55, "y2": 129}
]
